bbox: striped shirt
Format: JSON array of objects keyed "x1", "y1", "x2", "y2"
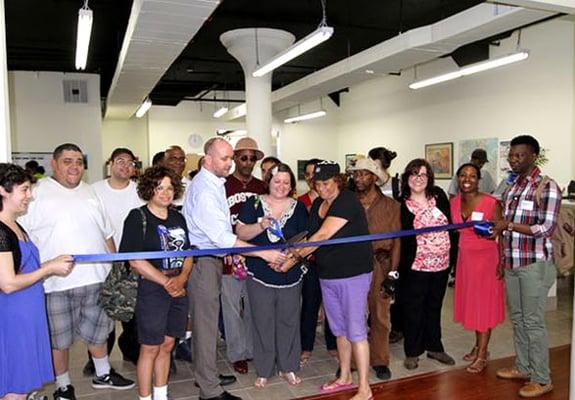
[{"x1": 501, "y1": 167, "x2": 562, "y2": 269}]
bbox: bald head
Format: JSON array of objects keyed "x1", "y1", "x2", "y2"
[{"x1": 203, "y1": 137, "x2": 233, "y2": 178}]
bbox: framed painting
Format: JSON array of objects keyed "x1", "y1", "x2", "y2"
[
  {"x1": 345, "y1": 154, "x2": 359, "y2": 171},
  {"x1": 425, "y1": 142, "x2": 453, "y2": 179}
]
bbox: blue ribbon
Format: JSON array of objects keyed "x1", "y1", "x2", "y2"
[{"x1": 72, "y1": 221, "x2": 493, "y2": 264}]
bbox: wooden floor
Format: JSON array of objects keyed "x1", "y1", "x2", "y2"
[{"x1": 300, "y1": 345, "x2": 570, "y2": 400}]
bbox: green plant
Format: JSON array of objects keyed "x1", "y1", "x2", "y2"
[{"x1": 535, "y1": 148, "x2": 549, "y2": 167}]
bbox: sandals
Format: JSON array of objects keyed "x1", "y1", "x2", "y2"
[
  {"x1": 466, "y1": 358, "x2": 488, "y2": 374},
  {"x1": 279, "y1": 371, "x2": 301, "y2": 385},
  {"x1": 254, "y1": 377, "x2": 267, "y2": 388},
  {"x1": 300, "y1": 351, "x2": 311, "y2": 368},
  {"x1": 462, "y1": 346, "x2": 489, "y2": 362},
  {"x1": 462, "y1": 346, "x2": 478, "y2": 362},
  {"x1": 320, "y1": 379, "x2": 355, "y2": 393}
]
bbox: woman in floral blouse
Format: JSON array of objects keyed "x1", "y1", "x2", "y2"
[{"x1": 398, "y1": 159, "x2": 457, "y2": 370}]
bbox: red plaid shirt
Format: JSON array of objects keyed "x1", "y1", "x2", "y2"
[{"x1": 501, "y1": 167, "x2": 562, "y2": 269}]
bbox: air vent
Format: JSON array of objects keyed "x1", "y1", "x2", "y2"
[{"x1": 63, "y1": 80, "x2": 88, "y2": 103}]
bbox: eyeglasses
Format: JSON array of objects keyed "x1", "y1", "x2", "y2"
[
  {"x1": 154, "y1": 185, "x2": 175, "y2": 193},
  {"x1": 114, "y1": 159, "x2": 136, "y2": 167},
  {"x1": 410, "y1": 172, "x2": 429, "y2": 180},
  {"x1": 240, "y1": 155, "x2": 258, "y2": 162},
  {"x1": 167, "y1": 156, "x2": 185, "y2": 163}
]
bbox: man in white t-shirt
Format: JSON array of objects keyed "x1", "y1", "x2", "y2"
[
  {"x1": 19, "y1": 143, "x2": 135, "y2": 400},
  {"x1": 88, "y1": 148, "x2": 143, "y2": 369}
]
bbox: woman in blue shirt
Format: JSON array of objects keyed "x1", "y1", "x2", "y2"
[{"x1": 236, "y1": 163, "x2": 308, "y2": 388}]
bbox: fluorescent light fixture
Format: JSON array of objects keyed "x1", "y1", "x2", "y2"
[
  {"x1": 213, "y1": 107, "x2": 229, "y2": 118},
  {"x1": 135, "y1": 98, "x2": 152, "y2": 118},
  {"x1": 284, "y1": 110, "x2": 326, "y2": 124},
  {"x1": 252, "y1": 26, "x2": 334, "y2": 77},
  {"x1": 409, "y1": 51, "x2": 529, "y2": 90},
  {"x1": 75, "y1": 3, "x2": 93, "y2": 70}
]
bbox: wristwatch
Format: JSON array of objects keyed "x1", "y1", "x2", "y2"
[{"x1": 507, "y1": 222, "x2": 514, "y2": 232}]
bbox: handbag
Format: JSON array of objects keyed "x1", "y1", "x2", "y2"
[{"x1": 98, "y1": 207, "x2": 146, "y2": 322}]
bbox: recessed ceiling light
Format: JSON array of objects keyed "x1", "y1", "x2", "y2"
[{"x1": 365, "y1": 69, "x2": 375, "y2": 74}]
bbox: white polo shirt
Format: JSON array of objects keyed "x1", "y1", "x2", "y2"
[{"x1": 19, "y1": 177, "x2": 114, "y2": 293}]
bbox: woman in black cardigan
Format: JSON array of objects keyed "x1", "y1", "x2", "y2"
[{"x1": 397, "y1": 159, "x2": 458, "y2": 370}]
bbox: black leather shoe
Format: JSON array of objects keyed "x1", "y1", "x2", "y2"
[
  {"x1": 373, "y1": 365, "x2": 392, "y2": 380},
  {"x1": 195, "y1": 375, "x2": 237, "y2": 388},
  {"x1": 199, "y1": 391, "x2": 242, "y2": 400}
]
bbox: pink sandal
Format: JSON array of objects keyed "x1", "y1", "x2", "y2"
[{"x1": 320, "y1": 379, "x2": 355, "y2": 393}]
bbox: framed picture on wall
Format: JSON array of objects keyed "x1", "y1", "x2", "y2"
[
  {"x1": 345, "y1": 154, "x2": 359, "y2": 171},
  {"x1": 297, "y1": 160, "x2": 307, "y2": 180},
  {"x1": 425, "y1": 142, "x2": 453, "y2": 179}
]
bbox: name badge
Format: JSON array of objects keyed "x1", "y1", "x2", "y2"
[
  {"x1": 520, "y1": 200, "x2": 534, "y2": 211},
  {"x1": 431, "y1": 207, "x2": 443, "y2": 219},
  {"x1": 471, "y1": 211, "x2": 484, "y2": 221}
]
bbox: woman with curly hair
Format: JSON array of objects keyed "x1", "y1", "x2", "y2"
[
  {"x1": 119, "y1": 165, "x2": 193, "y2": 400},
  {"x1": 0, "y1": 163, "x2": 73, "y2": 400}
]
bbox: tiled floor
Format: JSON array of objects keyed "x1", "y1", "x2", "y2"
[{"x1": 40, "y1": 276, "x2": 573, "y2": 400}]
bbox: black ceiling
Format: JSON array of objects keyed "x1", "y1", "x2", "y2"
[{"x1": 6, "y1": 0, "x2": 484, "y2": 107}]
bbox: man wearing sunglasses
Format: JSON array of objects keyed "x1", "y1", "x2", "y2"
[{"x1": 222, "y1": 137, "x2": 266, "y2": 375}]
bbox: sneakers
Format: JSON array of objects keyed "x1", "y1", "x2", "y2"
[
  {"x1": 91, "y1": 370, "x2": 135, "y2": 390},
  {"x1": 53, "y1": 385, "x2": 76, "y2": 400},
  {"x1": 427, "y1": 351, "x2": 455, "y2": 365},
  {"x1": 519, "y1": 382, "x2": 554, "y2": 398},
  {"x1": 175, "y1": 339, "x2": 193, "y2": 362},
  {"x1": 496, "y1": 366, "x2": 530, "y2": 380}
]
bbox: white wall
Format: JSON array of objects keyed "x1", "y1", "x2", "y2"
[
  {"x1": 334, "y1": 18, "x2": 574, "y2": 190},
  {"x1": 147, "y1": 101, "x2": 246, "y2": 158},
  {"x1": 102, "y1": 117, "x2": 149, "y2": 166},
  {"x1": 9, "y1": 71, "x2": 104, "y2": 182}
]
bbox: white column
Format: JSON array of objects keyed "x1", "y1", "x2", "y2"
[
  {"x1": 220, "y1": 28, "x2": 294, "y2": 156},
  {"x1": 0, "y1": 0, "x2": 11, "y2": 162}
]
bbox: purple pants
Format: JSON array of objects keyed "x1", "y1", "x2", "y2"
[{"x1": 320, "y1": 272, "x2": 372, "y2": 342}]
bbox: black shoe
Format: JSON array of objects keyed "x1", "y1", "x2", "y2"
[
  {"x1": 389, "y1": 330, "x2": 403, "y2": 344},
  {"x1": 53, "y1": 385, "x2": 76, "y2": 400},
  {"x1": 199, "y1": 391, "x2": 242, "y2": 400},
  {"x1": 91, "y1": 370, "x2": 135, "y2": 390},
  {"x1": 195, "y1": 374, "x2": 237, "y2": 388},
  {"x1": 175, "y1": 339, "x2": 193, "y2": 362},
  {"x1": 82, "y1": 359, "x2": 95, "y2": 377},
  {"x1": 373, "y1": 365, "x2": 392, "y2": 380},
  {"x1": 427, "y1": 351, "x2": 455, "y2": 365}
]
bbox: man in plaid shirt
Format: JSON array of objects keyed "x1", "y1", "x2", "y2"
[{"x1": 493, "y1": 135, "x2": 561, "y2": 398}]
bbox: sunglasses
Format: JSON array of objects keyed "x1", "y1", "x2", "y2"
[{"x1": 239, "y1": 155, "x2": 258, "y2": 162}]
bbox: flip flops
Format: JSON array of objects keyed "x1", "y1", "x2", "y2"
[{"x1": 320, "y1": 379, "x2": 355, "y2": 394}]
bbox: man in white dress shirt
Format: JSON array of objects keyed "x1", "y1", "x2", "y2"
[{"x1": 184, "y1": 137, "x2": 285, "y2": 400}]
